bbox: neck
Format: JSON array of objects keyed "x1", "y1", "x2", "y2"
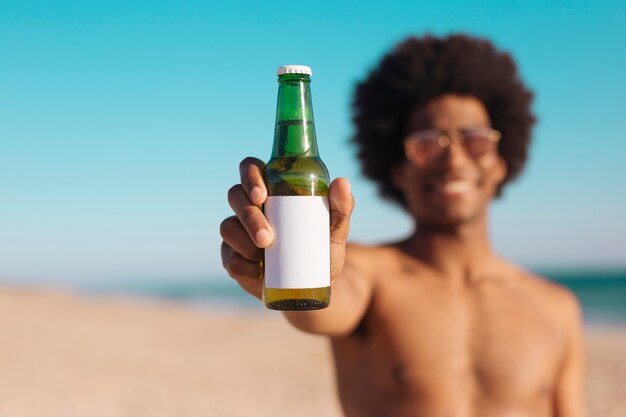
[{"x1": 403, "y1": 210, "x2": 498, "y2": 283}]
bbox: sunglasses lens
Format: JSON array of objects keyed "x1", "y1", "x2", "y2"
[
  {"x1": 406, "y1": 137, "x2": 443, "y2": 166},
  {"x1": 405, "y1": 128, "x2": 498, "y2": 167},
  {"x1": 463, "y1": 130, "x2": 495, "y2": 158}
]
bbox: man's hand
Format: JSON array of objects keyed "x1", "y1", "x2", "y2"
[{"x1": 220, "y1": 157, "x2": 354, "y2": 300}]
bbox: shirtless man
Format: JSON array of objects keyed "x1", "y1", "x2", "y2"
[{"x1": 220, "y1": 34, "x2": 586, "y2": 417}]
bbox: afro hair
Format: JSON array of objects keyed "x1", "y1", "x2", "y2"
[{"x1": 351, "y1": 33, "x2": 536, "y2": 206}]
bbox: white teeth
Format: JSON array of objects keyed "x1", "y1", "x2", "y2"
[{"x1": 442, "y1": 180, "x2": 475, "y2": 193}]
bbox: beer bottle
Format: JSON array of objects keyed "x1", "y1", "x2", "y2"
[{"x1": 262, "y1": 65, "x2": 331, "y2": 310}]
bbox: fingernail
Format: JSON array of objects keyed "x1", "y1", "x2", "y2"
[
  {"x1": 250, "y1": 186, "x2": 263, "y2": 204},
  {"x1": 256, "y1": 229, "x2": 270, "y2": 246}
]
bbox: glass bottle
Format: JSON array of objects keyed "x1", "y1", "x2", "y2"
[{"x1": 263, "y1": 65, "x2": 330, "y2": 310}]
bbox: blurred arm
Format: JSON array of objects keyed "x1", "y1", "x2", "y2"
[
  {"x1": 283, "y1": 244, "x2": 374, "y2": 338},
  {"x1": 554, "y1": 293, "x2": 587, "y2": 417}
]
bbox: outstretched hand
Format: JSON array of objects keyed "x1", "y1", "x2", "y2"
[{"x1": 220, "y1": 157, "x2": 354, "y2": 299}]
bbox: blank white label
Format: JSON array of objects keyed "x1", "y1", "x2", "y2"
[{"x1": 264, "y1": 196, "x2": 330, "y2": 289}]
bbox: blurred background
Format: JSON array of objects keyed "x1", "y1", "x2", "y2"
[{"x1": 1, "y1": 1, "x2": 625, "y2": 416}]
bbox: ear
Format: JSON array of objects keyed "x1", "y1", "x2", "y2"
[
  {"x1": 494, "y1": 156, "x2": 507, "y2": 186},
  {"x1": 390, "y1": 164, "x2": 406, "y2": 191}
]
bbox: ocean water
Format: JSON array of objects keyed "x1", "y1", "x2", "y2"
[
  {"x1": 88, "y1": 269, "x2": 626, "y2": 324},
  {"x1": 544, "y1": 270, "x2": 626, "y2": 325}
]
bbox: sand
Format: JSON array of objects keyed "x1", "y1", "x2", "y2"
[{"x1": 0, "y1": 288, "x2": 624, "y2": 417}]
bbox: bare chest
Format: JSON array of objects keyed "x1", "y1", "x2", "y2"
[{"x1": 334, "y1": 277, "x2": 565, "y2": 413}]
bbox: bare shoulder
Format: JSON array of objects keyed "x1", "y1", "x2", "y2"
[
  {"x1": 507, "y1": 264, "x2": 582, "y2": 323},
  {"x1": 345, "y1": 241, "x2": 394, "y2": 254},
  {"x1": 345, "y1": 241, "x2": 407, "y2": 273}
]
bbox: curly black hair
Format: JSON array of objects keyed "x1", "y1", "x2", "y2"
[{"x1": 351, "y1": 33, "x2": 536, "y2": 206}]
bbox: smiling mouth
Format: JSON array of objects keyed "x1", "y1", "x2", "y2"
[{"x1": 428, "y1": 179, "x2": 479, "y2": 197}]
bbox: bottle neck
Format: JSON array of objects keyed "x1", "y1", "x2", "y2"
[{"x1": 271, "y1": 74, "x2": 319, "y2": 158}]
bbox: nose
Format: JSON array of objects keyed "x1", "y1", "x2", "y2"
[{"x1": 438, "y1": 139, "x2": 472, "y2": 169}]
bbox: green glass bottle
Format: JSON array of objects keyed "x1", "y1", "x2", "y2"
[{"x1": 262, "y1": 65, "x2": 331, "y2": 310}]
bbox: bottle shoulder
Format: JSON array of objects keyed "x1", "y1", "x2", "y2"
[
  {"x1": 264, "y1": 156, "x2": 329, "y2": 196},
  {"x1": 265, "y1": 156, "x2": 329, "y2": 177}
]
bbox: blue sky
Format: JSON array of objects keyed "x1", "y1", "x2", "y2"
[{"x1": 1, "y1": 0, "x2": 625, "y2": 285}]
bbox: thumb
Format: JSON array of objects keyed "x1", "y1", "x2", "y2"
[{"x1": 328, "y1": 177, "x2": 354, "y2": 278}]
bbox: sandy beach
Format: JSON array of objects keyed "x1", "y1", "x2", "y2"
[{"x1": 0, "y1": 288, "x2": 624, "y2": 417}]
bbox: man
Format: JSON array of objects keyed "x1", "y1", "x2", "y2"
[{"x1": 220, "y1": 34, "x2": 586, "y2": 416}]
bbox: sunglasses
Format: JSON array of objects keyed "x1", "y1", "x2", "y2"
[{"x1": 404, "y1": 127, "x2": 501, "y2": 167}]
